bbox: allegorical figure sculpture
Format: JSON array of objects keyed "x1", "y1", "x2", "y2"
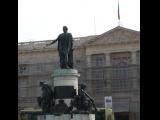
[
  {"x1": 37, "y1": 82, "x2": 97, "y2": 115},
  {"x1": 37, "y1": 82, "x2": 55, "y2": 113},
  {"x1": 71, "y1": 84, "x2": 97, "y2": 113},
  {"x1": 53, "y1": 99, "x2": 69, "y2": 115},
  {"x1": 46, "y1": 26, "x2": 73, "y2": 69}
]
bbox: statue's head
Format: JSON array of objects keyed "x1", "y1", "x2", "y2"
[
  {"x1": 63, "y1": 26, "x2": 68, "y2": 33},
  {"x1": 40, "y1": 82, "x2": 44, "y2": 86},
  {"x1": 79, "y1": 83, "x2": 87, "y2": 90}
]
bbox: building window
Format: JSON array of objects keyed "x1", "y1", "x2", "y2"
[
  {"x1": 18, "y1": 64, "x2": 27, "y2": 73},
  {"x1": 111, "y1": 52, "x2": 131, "y2": 91},
  {"x1": 92, "y1": 69, "x2": 104, "y2": 80},
  {"x1": 91, "y1": 54, "x2": 105, "y2": 67},
  {"x1": 111, "y1": 52, "x2": 131, "y2": 66},
  {"x1": 91, "y1": 69, "x2": 106, "y2": 93}
]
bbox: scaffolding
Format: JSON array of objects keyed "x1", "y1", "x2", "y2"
[{"x1": 18, "y1": 62, "x2": 139, "y2": 107}]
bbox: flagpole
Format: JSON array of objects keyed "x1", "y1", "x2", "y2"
[
  {"x1": 118, "y1": 20, "x2": 120, "y2": 27},
  {"x1": 118, "y1": 0, "x2": 121, "y2": 26}
]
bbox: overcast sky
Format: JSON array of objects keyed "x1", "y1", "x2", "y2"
[{"x1": 18, "y1": 0, "x2": 140, "y2": 43}]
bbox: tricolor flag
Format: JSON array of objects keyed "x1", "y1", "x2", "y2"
[{"x1": 118, "y1": 0, "x2": 120, "y2": 20}]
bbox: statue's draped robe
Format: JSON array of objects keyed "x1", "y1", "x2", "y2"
[{"x1": 56, "y1": 33, "x2": 73, "y2": 68}]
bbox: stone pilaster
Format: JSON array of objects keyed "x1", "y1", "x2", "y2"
[
  {"x1": 105, "y1": 53, "x2": 111, "y2": 66},
  {"x1": 131, "y1": 51, "x2": 137, "y2": 64},
  {"x1": 105, "y1": 53, "x2": 112, "y2": 95},
  {"x1": 86, "y1": 55, "x2": 91, "y2": 67}
]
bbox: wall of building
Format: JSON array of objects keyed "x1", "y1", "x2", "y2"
[{"x1": 18, "y1": 27, "x2": 140, "y2": 120}]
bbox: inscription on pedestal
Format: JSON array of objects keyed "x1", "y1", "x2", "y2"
[{"x1": 54, "y1": 86, "x2": 75, "y2": 99}]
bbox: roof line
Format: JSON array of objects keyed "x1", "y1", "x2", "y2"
[
  {"x1": 18, "y1": 26, "x2": 139, "y2": 44},
  {"x1": 85, "y1": 26, "x2": 139, "y2": 45}
]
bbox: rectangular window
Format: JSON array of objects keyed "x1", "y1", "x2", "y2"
[
  {"x1": 111, "y1": 52, "x2": 131, "y2": 66},
  {"x1": 91, "y1": 69, "x2": 106, "y2": 93},
  {"x1": 18, "y1": 64, "x2": 28, "y2": 74},
  {"x1": 91, "y1": 54, "x2": 105, "y2": 67},
  {"x1": 110, "y1": 52, "x2": 131, "y2": 91},
  {"x1": 92, "y1": 69, "x2": 104, "y2": 80}
]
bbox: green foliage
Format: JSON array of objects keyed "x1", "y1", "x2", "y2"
[
  {"x1": 29, "y1": 114, "x2": 37, "y2": 120},
  {"x1": 95, "y1": 108, "x2": 115, "y2": 120},
  {"x1": 95, "y1": 109, "x2": 105, "y2": 120},
  {"x1": 20, "y1": 114, "x2": 37, "y2": 120}
]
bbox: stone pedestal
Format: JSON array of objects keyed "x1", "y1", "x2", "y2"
[
  {"x1": 44, "y1": 69, "x2": 96, "y2": 120},
  {"x1": 37, "y1": 114, "x2": 95, "y2": 120},
  {"x1": 52, "y1": 69, "x2": 80, "y2": 106}
]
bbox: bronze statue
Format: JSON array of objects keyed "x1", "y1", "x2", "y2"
[
  {"x1": 37, "y1": 82, "x2": 97, "y2": 115},
  {"x1": 37, "y1": 82, "x2": 55, "y2": 113},
  {"x1": 46, "y1": 26, "x2": 73, "y2": 69},
  {"x1": 53, "y1": 99, "x2": 69, "y2": 115},
  {"x1": 71, "y1": 84, "x2": 97, "y2": 113}
]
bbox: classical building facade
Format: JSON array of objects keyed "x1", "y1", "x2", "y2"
[{"x1": 18, "y1": 26, "x2": 140, "y2": 120}]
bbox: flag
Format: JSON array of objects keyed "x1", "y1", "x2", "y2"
[{"x1": 118, "y1": 0, "x2": 120, "y2": 20}]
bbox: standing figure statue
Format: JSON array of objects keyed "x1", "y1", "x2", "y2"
[{"x1": 46, "y1": 26, "x2": 73, "y2": 69}]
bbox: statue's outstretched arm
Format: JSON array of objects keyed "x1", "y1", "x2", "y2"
[{"x1": 46, "y1": 39, "x2": 58, "y2": 46}]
